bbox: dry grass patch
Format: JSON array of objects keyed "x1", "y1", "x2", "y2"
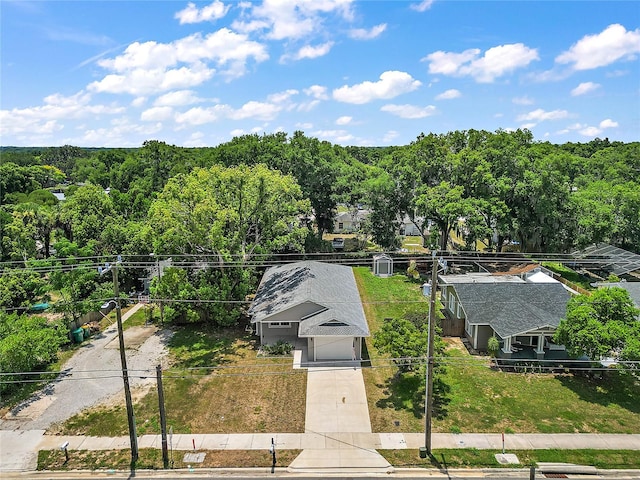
[
  {"x1": 38, "y1": 448, "x2": 302, "y2": 470},
  {"x1": 54, "y1": 324, "x2": 306, "y2": 436}
]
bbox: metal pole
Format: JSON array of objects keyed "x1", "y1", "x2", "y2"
[
  {"x1": 113, "y1": 262, "x2": 139, "y2": 462},
  {"x1": 425, "y1": 252, "x2": 438, "y2": 453},
  {"x1": 156, "y1": 364, "x2": 169, "y2": 469}
]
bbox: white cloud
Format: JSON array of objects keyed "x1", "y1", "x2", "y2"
[
  {"x1": 267, "y1": 89, "x2": 299, "y2": 104},
  {"x1": 296, "y1": 100, "x2": 321, "y2": 112},
  {"x1": 600, "y1": 118, "x2": 618, "y2": 129},
  {"x1": 154, "y1": 90, "x2": 202, "y2": 106},
  {"x1": 410, "y1": 0, "x2": 434, "y2": 12},
  {"x1": 381, "y1": 104, "x2": 437, "y2": 119},
  {"x1": 512, "y1": 95, "x2": 534, "y2": 105},
  {"x1": 230, "y1": 128, "x2": 246, "y2": 137},
  {"x1": 312, "y1": 129, "x2": 355, "y2": 143},
  {"x1": 233, "y1": 0, "x2": 354, "y2": 41},
  {"x1": 333, "y1": 71, "x2": 421, "y2": 104},
  {"x1": 0, "y1": 91, "x2": 124, "y2": 137},
  {"x1": 579, "y1": 126, "x2": 602, "y2": 137},
  {"x1": 89, "y1": 29, "x2": 268, "y2": 94},
  {"x1": 175, "y1": 106, "x2": 226, "y2": 125},
  {"x1": 435, "y1": 89, "x2": 461, "y2": 100},
  {"x1": 283, "y1": 42, "x2": 334, "y2": 62},
  {"x1": 519, "y1": 122, "x2": 537, "y2": 130},
  {"x1": 184, "y1": 131, "x2": 207, "y2": 147},
  {"x1": 556, "y1": 24, "x2": 640, "y2": 70},
  {"x1": 383, "y1": 130, "x2": 400, "y2": 142},
  {"x1": 131, "y1": 97, "x2": 147, "y2": 107},
  {"x1": 424, "y1": 43, "x2": 539, "y2": 82},
  {"x1": 90, "y1": 64, "x2": 215, "y2": 96},
  {"x1": 228, "y1": 101, "x2": 281, "y2": 121},
  {"x1": 425, "y1": 48, "x2": 479, "y2": 75},
  {"x1": 175, "y1": 1, "x2": 230, "y2": 24},
  {"x1": 296, "y1": 122, "x2": 313, "y2": 130},
  {"x1": 570, "y1": 81, "x2": 601, "y2": 96},
  {"x1": 349, "y1": 23, "x2": 386, "y2": 40},
  {"x1": 517, "y1": 109, "x2": 569, "y2": 122},
  {"x1": 140, "y1": 106, "x2": 174, "y2": 121},
  {"x1": 304, "y1": 85, "x2": 329, "y2": 100},
  {"x1": 335, "y1": 115, "x2": 352, "y2": 125}
]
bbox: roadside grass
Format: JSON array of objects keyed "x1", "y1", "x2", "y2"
[
  {"x1": 380, "y1": 449, "x2": 640, "y2": 469},
  {"x1": 354, "y1": 267, "x2": 640, "y2": 434},
  {"x1": 38, "y1": 448, "x2": 301, "y2": 470},
  {"x1": 53, "y1": 324, "x2": 306, "y2": 436},
  {"x1": 541, "y1": 262, "x2": 594, "y2": 291}
]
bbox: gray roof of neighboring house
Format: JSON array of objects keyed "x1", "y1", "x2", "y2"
[
  {"x1": 250, "y1": 261, "x2": 369, "y2": 337},
  {"x1": 335, "y1": 210, "x2": 369, "y2": 222},
  {"x1": 573, "y1": 243, "x2": 640, "y2": 276},
  {"x1": 450, "y1": 282, "x2": 571, "y2": 338},
  {"x1": 595, "y1": 282, "x2": 640, "y2": 309}
]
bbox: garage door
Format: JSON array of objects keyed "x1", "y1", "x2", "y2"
[{"x1": 314, "y1": 336, "x2": 353, "y2": 360}]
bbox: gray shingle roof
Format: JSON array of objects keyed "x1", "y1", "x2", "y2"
[
  {"x1": 250, "y1": 261, "x2": 370, "y2": 337},
  {"x1": 573, "y1": 243, "x2": 640, "y2": 276},
  {"x1": 451, "y1": 282, "x2": 571, "y2": 338}
]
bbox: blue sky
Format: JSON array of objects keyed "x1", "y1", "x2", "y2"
[{"x1": 1, "y1": 1, "x2": 639, "y2": 147}]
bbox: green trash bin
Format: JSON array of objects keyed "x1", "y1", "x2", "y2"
[
  {"x1": 72, "y1": 328, "x2": 84, "y2": 343},
  {"x1": 83, "y1": 327, "x2": 91, "y2": 340}
]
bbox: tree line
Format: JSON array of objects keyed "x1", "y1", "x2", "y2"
[{"x1": 1, "y1": 130, "x2": 638, "y2": 325}]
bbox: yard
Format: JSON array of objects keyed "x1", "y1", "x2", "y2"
[
  {"x1": 54, "y1": 324, "x2": 307, "y2": 436},
  {"x1": 354, "y1": 267, "x2": 640, "y2": 434}
]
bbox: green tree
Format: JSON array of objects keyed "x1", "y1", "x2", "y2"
[
  {"x1": 554, "y1": 287, "x2": 640, "y2": 366},
  {"x1": 0, "y1": 269, "x2": 47, "y2": 312},
  {"x1": 0, "y1": 312, "x2": 67, "y2": 395},
  {"x1": 148, "y1": 164, "x2": 310, "y2": 257}
]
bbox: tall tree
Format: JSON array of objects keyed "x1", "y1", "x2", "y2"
[{"x1": 555, "y1": 287, "x2": 640, "y2": 366}]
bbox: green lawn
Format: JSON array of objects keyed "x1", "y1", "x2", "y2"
[
  {"x1": 354, "y1": 267, "x2": 640, "y2": 434},
  {"x1": 380, "y1": 449, "x2": 640, "y2": 469}
]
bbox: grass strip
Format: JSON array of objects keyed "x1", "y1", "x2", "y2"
[
  {"x1": 38, "y1": 448, "x2": 302, "y2": 471},
  {"x1": 380, "y1": 448, "x2": 640, "y2": 469}
]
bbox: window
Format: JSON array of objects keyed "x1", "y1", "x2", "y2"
[
  {"x1": 269, "y1": 322, "x2": 291, "y2": 328},
  {"x1": 441, "y1": 288, "x2": 447, "y2": 300},
  {"x1": 457, "y1": 303, "x2": 463, "y2": 318},
  {"x1": 448, "y1": 294, "x2": 455, "y2": 312},
  {"x1": 338, "y1": 222, "x2": 343, "y2": 230}
]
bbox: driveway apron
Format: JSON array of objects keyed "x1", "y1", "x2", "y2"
[{"x1": 290, "y1": 364, "x2": 392, "y2": 473}]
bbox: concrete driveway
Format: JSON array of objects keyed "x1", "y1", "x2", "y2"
[
  {"x1": 304, "y1": 365, "x2": 372, "y2": 433},
  {"x1": 293, "y1": 364, "x2": 392, "y2": 473}
]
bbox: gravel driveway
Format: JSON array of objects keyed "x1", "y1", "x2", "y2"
[{"x1": 0, "y1": 304, "x2": 173, "y2": 432}]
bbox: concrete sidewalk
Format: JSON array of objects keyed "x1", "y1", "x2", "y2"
[{"x1": 33, "y1": 432, "x2": 640, "y2": 452}]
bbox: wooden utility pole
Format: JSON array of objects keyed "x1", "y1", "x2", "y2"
[
  {"x1": 102, "y1": 259, "x2": 138, "y2": 463},
  {"x1": 156, "y1": 364, "x2": 169, "y2": 468},
  {"x1": 424, "y1": 252, "x2": 439, "y2": 453}
]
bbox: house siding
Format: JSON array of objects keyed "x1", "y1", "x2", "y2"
[
  {"x1": 476, "y1": 325, "x2": 493, "y2": 351},
  {"x1": 261, "y1": 322, "x2": 298, "y2": 344}
]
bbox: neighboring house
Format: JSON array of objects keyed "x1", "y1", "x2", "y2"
[
  {"x1": 594, "y1": 281, "x2": 640, "y2": 310},
  {"x1": 440, "y1": 272, "x2": 571, "y2": 359},
  {"x1": 333, "y1": 210, "x2": 369, "y2": 233},
  {"x1": 249, "y1": 261, "x2": 370, "y2": 361},
  {"x1": 398, "y1": 215, "x2": 427, "y2": 236},
  {"x1": 572, "y1": 243, "x2": 640, "y2": 280}
]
